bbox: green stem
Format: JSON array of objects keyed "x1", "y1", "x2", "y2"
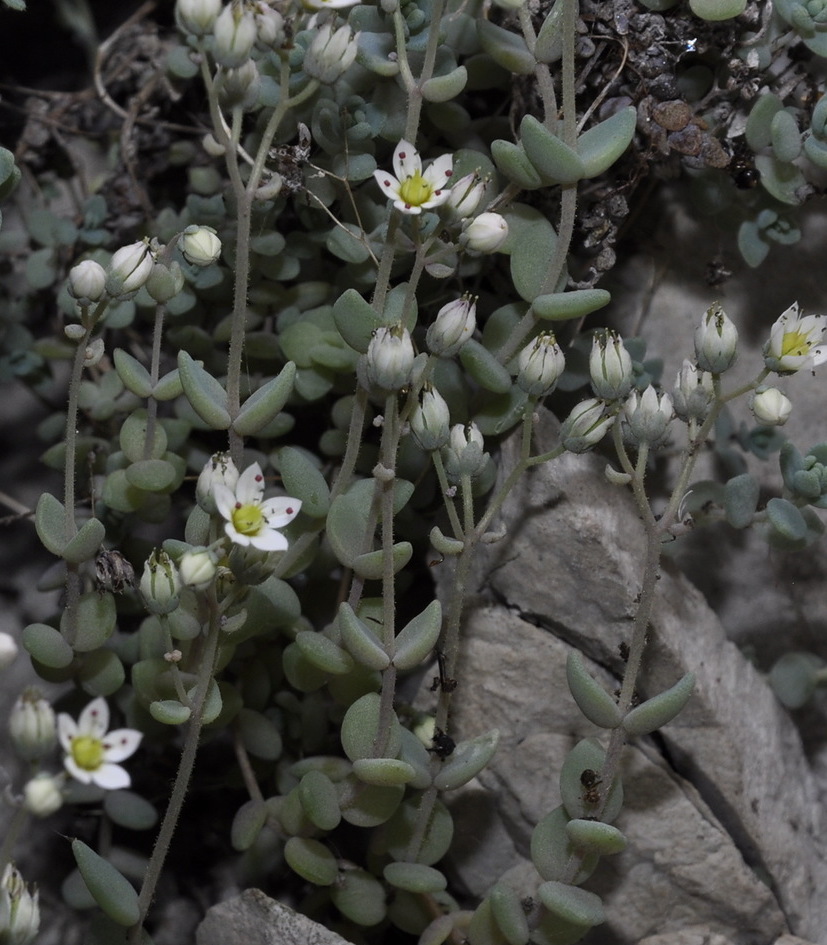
[
  {"x1": 128, "y1": 595, "x2": 222, "y2": 942},
  {"x1": 142, "y1": 303, "x2": 165, "y2": 462},
  {"x1": 0, "y1": 805, "x2": 29, "y2": 875}
]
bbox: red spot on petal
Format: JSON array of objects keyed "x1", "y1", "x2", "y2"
[
  {"x1": 445, "y1": 170, "x2": 453, "y2": 177},
  {"x1": 286, "y1": 507, "x2": 294, "y2": 514},
  {"x1": 399, "y1": 151, "x2": 407, "y2": 159},
  {"x1": 235, "y1": 502, "x2": 242, "y2": 509},
  {"x1": 121, "y1": 737, "x2": 128, "y2": 745},
  {"x1": 383, "y1": 179, "x2": 391, "y2": 186},
  {"x1": 434, "y1": 190, "x2": 442, "y2": 195},
  {"x1": 404, "y1": 204, "x2": 411, "y2": 209},
  {"x1": 255, "y1": 475, "x2": 263, "y2": 483}
]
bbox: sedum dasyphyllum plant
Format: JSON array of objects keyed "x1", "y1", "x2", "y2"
[{"x1": 2, "y1": 0, "x2": 827, "y2": 941}]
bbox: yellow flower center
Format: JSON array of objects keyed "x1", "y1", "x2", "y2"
[
  {"x1": 232, "y1": 502, "x2": 265, "y2": 536},
  {"x1": 781, "y1": 329, "x2": 811, "y2": 357},
  {"x1": 71, "y1": 735, "x2": 104, "y2": 771},
  {"x1": 398, "y1": 171, "x2": 434, "y2": 207}
]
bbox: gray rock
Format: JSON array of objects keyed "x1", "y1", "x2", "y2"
[
  {"x1": 431, "y1": 408, "x2": 827, "y2": 943},
  {"x1": 196, "y1": 889, "x2": 350, "y2": 945}
]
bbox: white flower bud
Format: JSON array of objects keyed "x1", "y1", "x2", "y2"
[
  {"x1": 9, "y1": 690, "x2": 56, "y2": 762},
  {"x1": 303, "y1": 23, "x2": 359, "y2": 84},
  {"x1": 463, "y1": 212, "x2": 509, "y2": 253},
  {"x1": 0, "y1": 631, "x2": 18, "y2": 669},
  {"x1": 0, "y1": 863, "x2": 39, "y2": 945},
  {"x1": 23, "y1": 774, "x2": 64, "y2": 818},
  {"x1": 145, "y1": 261, "x2": 185, "y2": 302},
  {"x1": 516, "y1": 332, "x2": 565, "y2": 397},
  {"x1": 623, "y1": 386, "x2": 673, "y2": 447},
  {"x1": 140, "y1": 549, "x2": 182, "y2": 615},
  {"x1": 179, "y1": 547, "x2": 218, "y2": 589},
  {"x1": 106, "y1": 241, "x2": 154, "y2": 297},
  {"x1": 443, "y1": 421, "x2": 488, "y2": 479},
  {"x1": 426, "y1": 296, "x2": 476, "y2": 358},
  {"x1": 176, "y1": 0, "x2": 222, "y2": 35},
  {"x1": 218, "y1": 60, "x2": 261, "y2": 109},
  {"x1": 213, "y1": 3, "x2": 257, "y2": 68},
  {"x1": 253, "y1": 1, "x2": 284, "y2": 47},
  {"x1": 751, "y1": 387, "x2": 792, "y2": 426},
  {"x1": 589, "y1": 329, "x2": 633, "y2": 400},
  {"x1": 672, "y1": 359, "x2": 714, "y2": 422},
  {"x1": 197, "y1": 451, "x2": 240, "y2": 513},
  {"x1": 180, "y1": 225, "x2": 222, "y2": 267},
  {"x1": 560, "y1": 398, "x2": 613, "y2": 453},
  {"x1": 445, "y1": 172, "x2": 485, "y2": 220},
  {"x1": 364, "y1": 325, "x2": 415, "y2": 391},
  {"x1": 410, "y1": 387, "x2": 451, "y2": 451},
  {"x1": 68, "y1": 260, "x2": 107, "y2": 304},
  {"x1": 694, "y1": 302, "x2": 738, "y2": 374},
  {"x1": 64, "y1": 324, "x2": 87, "y2": 342}
]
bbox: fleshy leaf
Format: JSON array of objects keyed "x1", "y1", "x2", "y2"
[
  {"x1": 622, "y1": 672, "x2": 695, "y2": 736},
  {"x1": 393, "y1": 600, "x2": 442, "y2": 671},
  {"x1": 566, "y1": 651, "x2": 622, "y2": 729},
  {"x1": 72, "y1": 840, "x2": 140, "y2": 927},
  {"x1": 177, "y1": 351, "x2": 230, "y2": 430},
  {"x1": 232, "y1": 361, "x2": 296, "y2": 436}
]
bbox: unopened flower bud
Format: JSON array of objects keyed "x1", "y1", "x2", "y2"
[
  {"x1": 218, "y1": 60, "x2": 261, "y2": 109},
  {"x1": 445, "y1": 172, "x2": 485, "y2": 220},
  {"x1": 176, "y1": 0, "x2": 222, "y2": 35},
  {"x1": 410, "y1": 387, "x2": 451, "y2": 450},
  {"x1": 426, "y1": 296, "x2": 476, "y2": 358},
  {"x1": 443, "y1": 421, "x2": 488, "y2": 479},
  {"x1": 672, "y1": 359, "x2": 714, "y2": 422},
  {"x1": 694, "y1": 302, "x2": 738, "y2": 374},
  {"x1": 0, "y1": 863, "x2": 39, "y2": 945},
  {"x1": 516, "y1": 332, "x2": 565, "y2": 397},
  {"x1": 0, "y1": 632, "x2": 18, "y2": 669},
  {"x1": 463, "y1": 212, "x2": 509, "y2": 253},
  {"x1": 179, "y1": 547, "x2": 218, "y2": 589},
  {"x1": 140, "y1": 549, "x2": 182, "y2": 615},
  {"x1": 197, "y1": 451, "x2": 240, "y2": 513},
  {"x1": 364, "y1": 325, "x2": 415, "y2": 391},
  {"x1": 751, "y1": 386, "x2": 792, "y2": 426},
  {"x1": 106, "y1": 241, "x2": 154, "y2": 297},
  {"x1": 253, "y1": 1, "x2": 285, "y2": 47},
  {"x1": 145, "y1": 260, "x2": 185, "y2": 303},
  {"x1": 68, "y1": 260, "x2": 107, "y2": 305},
  {"x1": 623, "y1": 386, "x2": 673, "y2": 447},
  {"x1": 589, "y1": 329, "x2": 633, "y2": 400},
  {"x1": 181, "y1": 225, "x2": 222, "y2": 267},
  {"x1": 83, "y1": 338, "x2": 105, "y2": 367},
  {"x1": 560, "y1": 398, "x2": 613, "y2": 453},
  {"x1": 9, "y1": 689, "x2": 56, "y2": 762},
  {"x1": 213, "y1": 3, "x2": 257, "y2": 67},
  {"x1": 23, "y1": 774, "x2": 64, "y2": 818},
  {"x1": 303, "y1": 23, "x2": 359, "y2": 84}
]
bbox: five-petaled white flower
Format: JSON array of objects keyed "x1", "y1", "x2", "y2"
[
  {"x1": 214, "y1": 462, "x2": 302, "y2": 550},
  {"x1": 763, "y1": 302, "x2": 827, "y2": 374},
  {"x1": 58, "y1": 697, "x2": 142, "y2": 790},
  {"x1": 373, "y1": 140, "x2": 453, "y2": 215}
]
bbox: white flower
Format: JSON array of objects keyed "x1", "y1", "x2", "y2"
[
  {"x1": 763, "y1": 302, "x2": 827, "y2": 374},
  {"x1": 373, "y1": 140, "x2": 454, "y2": 215},
  {"x1": 106, "y1": 240, "x2": 155, "y2": 297},
  {"x1": 58, "y1": 697, "x2": 142, "y2": 790},
  {"x1": 302, "y1": 23, "x2": 359, "y2": 84},
  {"x1": 214, "y1": 462, "x2": 302, "y2": 551}
]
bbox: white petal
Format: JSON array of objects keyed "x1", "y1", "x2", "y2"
[
  {"x1": 810, "y1": 345, "x2": 827, "y2": 366},
  {"x1": 64, "y1": 755, "x2": 93, "y2": 784},
  {"x1": 224, "y1": 522, "x2": 252, "y2": 546},
  {"x1": 394, "y1": 200, "x2": 423, "y2": 214},
  {"x1": 213, "y1": 483, "x2": 237, "y2": 521},
  {"x1": 78, "y1": 697, "x2": 109, "y2": 738},
  {"x1": 374, "y1": 170, "x2": 402, "y2": 202},
  {"x1": 236, "y1": 463, "x2": 265, "y2": 504},
  {"x1": 102, "y1": 729, "x2": 143, "y2": 763},
  {"x1": 421, "y1": 190, "x2": 452, "y2": 209},
  {"x1": 57, "y1": 713, "x2": 78, "y2": 752},
  {"x1": 423, "y1": 153, "x2": 453, "y2": 191},
  {"x1": 260, "y1": 496, "x2": 302, "y2": 527},
  {"x1": 248, "y1": 529, "x2": 289, "y2": 552},
  {"x1": 91, "y1": 763, "x2": 131, "y2": 790},
  {"x1": 393, "y1": 140, "x2": 421, "y2": 180}
]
